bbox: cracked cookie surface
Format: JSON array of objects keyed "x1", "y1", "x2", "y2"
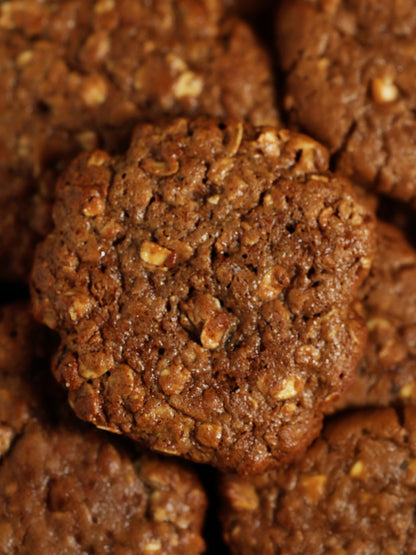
[
  {"x1": 220, "y1": 407, "x2": 416, "y2": 554},
  {"x1": 0, "y1": 0, "x2": 279, "y2": 281},
  {"x1": 31, "y1": 117, "x2": 375, "y2": 474},
  {"x1": 0, "y1": 304, "x2": 206, "y2": 554},
  {"x1": 276, "y1": 0, "x2": 416, "y2": 206}
]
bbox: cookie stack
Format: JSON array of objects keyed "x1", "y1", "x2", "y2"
[{"x1": 1, "y1": 0, "x2": 415, "y2": 553}]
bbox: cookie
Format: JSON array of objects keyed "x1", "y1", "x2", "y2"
[
  {"x1": 0, "y1": 303, "x2": 207, "y2": 554},
  {"x1": 31, "y1": 117, "x2": 375, "y2": 474},
  {"x1": 0, "y1": 0, "x2": 279, "y2": 281},
  {"x1": 333, "y1": 221, "x2": 416, "y2": 410},
  {"x1": 221, "y1": 407, "x2": 416, "y2": 554},
  {"x1": 276, "y1": 0, "x2": 416, "y2": 206}
]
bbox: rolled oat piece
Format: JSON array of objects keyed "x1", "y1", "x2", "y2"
[
  {"x1": 31, "y1": 117, "x2": 375, "y2": 475},
  {"x1": 0, "y1": 303, "x2": 207, "y2": 554},
  {"x1": 276, "y1": 0, "x2": 416, "y2": 207},
  {"x1": 221, "y1": 407, "x2": 416, "y2": 554},
  {"x1": 0, "y1": 0, "x2": 279, "y2": 281}
]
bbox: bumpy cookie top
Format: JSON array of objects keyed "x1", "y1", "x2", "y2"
[
  {"x1": 0, "y1": 0, "x2": 279, "y2": 280},
  {"x1": 221, "y1": 407, "x2": 416, "y2": 554},
  {"x1": 32, "y1": 117, "x2": 375, "y2": 474},
  {"x1": 333, "y1": 221, "x2": 416, "y2": 410},
  {"x1": 0, "y1": 304, "x2": 207, "y2": 554},
  {"x1": 276, "y1": 0, "x2": 416, "y2": 206}
]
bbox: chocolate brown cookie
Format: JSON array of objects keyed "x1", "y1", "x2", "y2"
[
  {"x1": 31, "y1": 117, "x2": 375, "y2": 474},
  {"x1": 276, "y1": 0, "x2": 416, "y2": 206},
  {"x1": 332, "y1": 221, "x2": 416, "y2": 410},
  {"x1": 221, "y1": 407, "x2": 416, "y2": 554},
  {"x1": 0, "y1": 0, "x2": 279, "y2": 281},
  {"x1": 0, "y1": 303, "x2": 207, "y2": 554}
]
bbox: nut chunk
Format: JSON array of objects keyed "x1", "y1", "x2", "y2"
[
  {"x1": 31, "y1": 117, "x2": 375, "y2": 475},
  {"x1": 220, "y1": 408, "x2": 416, "y2": 554}
]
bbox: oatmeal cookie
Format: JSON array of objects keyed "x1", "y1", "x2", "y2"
[
  {"x1": 221, "y1": 407, "x2": 416, "y2": 554},
  {"x1": 0, "y1": 303, "x2": 207, "y2": 554},
  {"x1": 276, "y1": 0, "x2": 416, "y2": 206},
  {"x1": 333, "y1": 222, "x2": 416, "y2": 410},
  {"x1": 0, "y1": 0, "x2": 278, "y2": 281},
  {"x1": 31, "y1": 117, "x2": 375, "y2": 474}
]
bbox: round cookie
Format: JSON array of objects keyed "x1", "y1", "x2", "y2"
[
  {"x1": 221, "y1": 407, "x2": 416, "y2": 554},
  {"x1": 0, "y1": 303, "x2": 207, "y2": 554},
  {"x1": 31, "y1": 117, "x2": 375, "y2": 475},
  {"x1": 0, "y1": 0, "x2": 279, "y2": 281},
  {"x1": 276, "y1": 0, "x2": 416, "y2": 206},
  {"x1": 333, "y1": 221, "x2": 416, "y2": 410}
]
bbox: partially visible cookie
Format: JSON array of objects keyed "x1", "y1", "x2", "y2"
[
  {"x1": 0, "y1": 303, "x2": 207, "y2": 555},
  {"x1": 221, "y1": 407, "x2": 416, "y2": 554},
  {"x1": 0, "y1": 0, "x2": 279, "y2": 281},
  {"x1": 333, "y1": 222, "x2": 416, "y2": 410},
  {"x1": 31, "y1": 117, "x2": 375, "y2": 474},
  {"x1": 276, "y1": 0, "x2": 416, "y2": 206}
]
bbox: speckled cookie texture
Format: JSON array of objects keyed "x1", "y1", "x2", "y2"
[
  {"x1": 0, "y1": 0, "x2": 279, "y2": 282},
  {"x1": 31, "y1": 117, "x2": 375, "y2": 475},
  {"x1": 220, "y1": 407, "x2": 416, "y2": 554},
  {"x1": 276, "y1": 0, "x2": 416, "y2": 206},
  {"x1": 0, "y1": 303, "x2": 207, "y2": 555},
  {"x1": 332, "y1": 221, "x2": 416, "y2": 411}
]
